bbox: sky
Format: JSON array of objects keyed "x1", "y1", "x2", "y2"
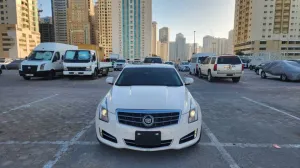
[{"x1": 38, "y1": 0, "x2": 235, "y2": 46}]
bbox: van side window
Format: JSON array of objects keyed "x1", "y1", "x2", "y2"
[
  {"x1": 211, "y1": 57, "x2": 216, "y2": 64},
  {"x1": 55, "y1": 52, "x2": 60, "y2": 60},
  {"x1": 191, "y1": 57, "x2": 196, "y2": 63}
]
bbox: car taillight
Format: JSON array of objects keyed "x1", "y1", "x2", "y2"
[
  {"x1": 242, "y1": 64, "x2": 244, "y2": 71},
  {"x1": 213, "y1": 64, "x2": 217, "y2": 71}
]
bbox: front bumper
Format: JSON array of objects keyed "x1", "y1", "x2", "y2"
[
  {"x1": 96, "y1": 112, "x2": 202, "y2": 151},
  {"x1": 19, "y1": 70, "x2": 50, "y2": 77},
  {"x1": 63, "y1": 71, "x2": 93, "y2": 76}
]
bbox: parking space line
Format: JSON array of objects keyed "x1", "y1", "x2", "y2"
[
  {"x1": 242, "y1": 97, "x2": 300, "y2": 121},
  {"x1": 222, "y1": 143, "x2": 300, "y2": 148},
  {"x1": 203, "y1": 122, "x2": 240, "y2": 168},
  {"x1": 43, "y1": 119, "x2": 95, "y2": 168},
  {"x1": 1, "y1": 94, "x2": 59, "y2": 114}
]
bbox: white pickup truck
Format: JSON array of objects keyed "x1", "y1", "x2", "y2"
[{"x1": 63, "y1": 49, "x2": 112, "y2": 79}]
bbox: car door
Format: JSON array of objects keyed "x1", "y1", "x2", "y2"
[
  {"x1": 53, "y1": 52, "x2": 62, "y2": 72},
  {"x1": 200, "y1": 57, "x2": 208, "y2": 75}
]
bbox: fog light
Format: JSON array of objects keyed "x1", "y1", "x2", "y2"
[
  {"x1": 194, "y1": 129, "x2": 198, "y2": 138},
  {"x1": 99, "y1": 128, "x2": 103, "y2": 137}
]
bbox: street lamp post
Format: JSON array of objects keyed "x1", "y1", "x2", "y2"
[{"x1": 194, "y1": 31, "x2": 196, "y2": 54}]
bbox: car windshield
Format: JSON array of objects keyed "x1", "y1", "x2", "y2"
[
  {"x1": 115, "y1": 68, "x2": 183, "y2": 86},
  {"x1": 217, "y1": 56, "x2": 241, "y2": 64},
  {"x1": 165, "y1": 62, "x2": 173, "y2": 65},
  {"x1": 28, "y1": 51, "x2": 54, "y2": 61},
  {"x1": 144, "y1": 58, "x2": 163, "y2": 63},
  {"x1": 181, "y1": 62, "x2": 189, "y2": 65},
  {"x1": 64, "y1": 50, "x2": 91, "y2": 62},
  {"x1": 116, "y1": 60, "x2": 126, "y2": 63}
]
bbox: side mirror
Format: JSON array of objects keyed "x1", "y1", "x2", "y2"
[
  {"x1": 92, "y1": 56, "x2": 96, "y2": 62},
  {"x1": 184, "y1": 77, "x2": 194, "y2": 85},
  {"x1": 106, "y1": 77, "x2": 114, "y2": 85}
]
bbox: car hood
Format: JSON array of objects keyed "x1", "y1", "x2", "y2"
[
  {"x1": 21, "y1": 60, "x2": 50, "y2": 66},
  {"x1": 104, "y1": 86, "x2": 193, "y2": 113}
]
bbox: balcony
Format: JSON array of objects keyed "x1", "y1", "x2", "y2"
[
  {"x1": 274, "y1": 24, "x2": 281, "y2": 28},
  {"x1": 274, "y1": 18, "x2": 281, "y2": 22}
]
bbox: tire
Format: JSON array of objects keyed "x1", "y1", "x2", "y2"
[
  {"x1": 189, "y1": 71, "x2": 192, "y2": 75},
  {"x1": 255, "y1": 69, "x2": 259, "y2": 75},
  {"x1": 47, "y1": 70, "x2": 55, "y2": 80},
  {"x1": 1, "y1": 65, "x2": 5, "y2": 69},
  {"x1": 0, "y1": 69, "x2": 2, "y2": 75},
  {"x1": 280, "y1": 74, "x2": 288, "y2": 81},
  {"x1": 23, "y1": 76, "x2": 31, "y2": 80},
  {"x1": 68, "y1": 76, "x2": 75, "y2": 80},
  {"x1": 232, "y1": 77, "x2": 240, "y2": 83},
  {"x1": 249, "y1": 66, "x2": 253, "y2": 70},
  {"x1": 198, "y1": 69, "x2": 202, "y2": 78},
  {"x1": 91, "y1": 69, "x2": 98, "y2": 80},
  {"x1": 208, "y1": 70, "x2": 214, "y2": 82},
  {"x1": 261, "y1": 71, "x2": 267, "y2": 79},
  {"x1": 102, "y1": 68, "x2": 108, "y2": 76}
]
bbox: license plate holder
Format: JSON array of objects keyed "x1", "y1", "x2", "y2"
[
  {"x1": 135, "y1": 131, "x2": 161, "y2": 147},
  {"x1": 227, "y1": 74, "x2": 234, "y2": 76},
  {"x1": 25, "y1": 74, "x2": 34, "y2": 77}
]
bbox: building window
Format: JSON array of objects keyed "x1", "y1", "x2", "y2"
[{"x1": 260, "y1": 48, "x2": 266, "y2": 50}]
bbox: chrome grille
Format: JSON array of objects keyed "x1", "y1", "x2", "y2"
[
  {"x1": 117, "y1": 111, "x2": 180, "y2": 128},
  {"x1": 67, "y1": 67, "x2": 86, "y2": 71}
]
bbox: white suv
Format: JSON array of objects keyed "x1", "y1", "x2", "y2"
[
  {"x1": 199, "y1": 55, "x2": 244, "y2": 83},
  {"x1": 96, "y1": 64, "x2": 202, "y2": 151}
]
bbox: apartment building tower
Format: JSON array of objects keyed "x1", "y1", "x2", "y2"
[
  {"x1": 234, "y1": 0, "x2": 300, "y2": 56},
  {"x1": 67, "y1": 0, "x2": 92, "y2": 45},
  {"x1": 159, "y1": 27, "x2": 170, "y2": 60},
  {"x1": 112, "y1": 0, "x2": 152, "y2": 61},
  {"x1": 151, "y1": 21, "x2": 157, "y2": 55},
  {"x1": 52, "y1": 0, "x2": 68, "y2": 43},
  {"x1": 39, "y1": 17, "x2": 55, "y2": 42},
  {"x1": 95, "y1": 0, "x2": 112, "y2": 57},
  {"x1": 0, "y1": 0, "x2": 40, "y2": 59},
  {"x1": 175, "y1": 33, "x2": 187, "y2": 61}
]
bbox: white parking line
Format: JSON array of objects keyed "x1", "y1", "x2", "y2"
[
  {"x1": 242, "y1": 97, "x2": 300, "y2": 121},
  {"x1": 203, "y1": 122, "x2": 240, "y2": 168},
  {"x1": 222, "y1": 143, "x2": 300, "y2": 148},
  {"x1": 1, "y1": 94, "x2": 59, "y2": 114},
  {"x1": 43, "y1": 119, "x2": 95, "y2": 168}
]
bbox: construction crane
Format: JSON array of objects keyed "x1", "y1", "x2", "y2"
[{"x1": 38, "y1": 4, "x2": 43, "y2": 20}]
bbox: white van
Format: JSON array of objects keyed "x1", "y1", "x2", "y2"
[
  {"x1": 19, "y1": 43, "x2": 78, "y2": 80},
  {"x1": 190, "y1": 53, "x2": 215, "y2": 75}
]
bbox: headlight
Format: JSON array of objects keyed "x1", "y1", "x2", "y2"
[
  {"x1": 99, "y1": 106, "x2": 109, "y2": 122},
  {"x1": 40, "y1": 63, "x2": 46, "y2": 70},
  {"x1": 188, "y1": 109, "x2": 198, "y2": 123},
  {"x1": 63, "y1": 66, "x2": 68, "y2": 71},
  {"x1": 86, "y1": 66, "x2": 92, "y2": 71}
]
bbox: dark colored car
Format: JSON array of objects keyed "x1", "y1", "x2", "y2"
[
  {"x1": 144, "y1": 57, "x2": 163, "y2": 64},
  {"x1": 6, "y1": 60, "x2": 24, "y2": 70},
  {"x1": 0, "y1": 68, "x2": 2, "y2": 75}
]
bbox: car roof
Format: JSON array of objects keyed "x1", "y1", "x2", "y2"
[{"x1": 124, "y1": 64, "x2": 174, "y2": 69}]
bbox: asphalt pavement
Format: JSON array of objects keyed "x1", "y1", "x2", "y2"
[{"x1": 0, "y1": 69, "x2": 299, "y2": 168}]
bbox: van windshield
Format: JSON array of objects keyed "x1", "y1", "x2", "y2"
[
  {"x1": 28, "y1": 51, "x2": 54, "y2": 61},
  {"x1": 64, "y1": 50, "x2": 91, "y2": 63}
]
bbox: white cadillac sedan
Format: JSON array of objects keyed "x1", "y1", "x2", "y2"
[{"x1": 95, "y1": 64, "x2": 202, "y2": 151}]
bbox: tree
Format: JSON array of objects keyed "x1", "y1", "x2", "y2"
[{"x1": 235, "y1": 51, "x2": 244, "y2": 56}]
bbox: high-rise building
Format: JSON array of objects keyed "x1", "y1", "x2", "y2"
[
  {"x1": 151, "y1": 21, "x2": 157, "y2": 55},
  {"x1": 175, "y1": 33, "x2": 187, "y2": 61},
  {"x1": 112, "y1": 0, "x2": 152, "y2": 61},
  {"x1": 203, "y1": 35, "x2": 215, "y2": 53},
  {"x1": 52, "y1": 0, "x2": 68, "y2": 43},
  {"x1": 227, "y1": 29, "x2": 234, "y2": 54},
  {"x1": 159, "y1": 27, "x2": 170, "y2": 43},
  {"x1": 0, "y1": 0, "x2": 40, "y2": 59},
  {"x1": 159, "y1": 42, "x2": 169, "y2": 61},
  {"x1": 185, "y1": 43, "x2": 193, "y2": 60},
  {"x1": 95, "y1": 0, "x2": 112, "y2": 57},
  {"x1": 67, "y1": 0, "x2": 92, "y2": 45},
  {"x1": 169, "y1": 41, "x2": 176, "y2": 61},
  {"x1": 39, "y1": 17, "x2": 55, "y2": 42},
  {"x1": 234, "y1": 0, "x2": 300, "y2": 56},
  {"x1": 203, "y1": 35, "x2": 228, "y2": 55},
  {"x1": 88, "y1": 0, "x2": 96, "y2": 45},
  {"x1": 159, "y1": 27, "x2": 170, "y2": 61}
]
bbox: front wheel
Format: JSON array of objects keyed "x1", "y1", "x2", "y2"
[
  {"x1": 47, "y1": 70, "x2": 55, "y2": 80},
  {"x1": 91, "y1": 70, "x2": 98, "y2": 80},
  {"x1": 208, "y1": 71, "x2": 214, "y2": 82},
  {"x1": 1, "y1": 65, "x2": 5, "y2": 69},
  {"x1": 255, "y1": 69, "x2": 259, "y2": 75},
  {"x1": 198, "y1": 69, "x2": 202, "y2": 78},
  {"x1": 280, "y1": 74, "x2": 288, "y2": 81},
  {"x1": 261, "y1": 71, "x2": 267, "y2": 79},
  {"x1": 232, "y1": 77, "x2": 240, "y2": 83}
]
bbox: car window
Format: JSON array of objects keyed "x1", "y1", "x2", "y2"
[
  {"x1": 217, "y1": 56, "x2": 241, "y2": 64},
  {"x1": 191, "y1": 57, "x2": 197, "y2": 63},
  {"x1": 211, "y1": 57, "x2": 216, "y2": 64},
  {"x1": 198, "y1": 57, "x2": 208, "y2": 63},
  {"x1": 144, "y1": 58, "x2": 163, "y2": 63},
  {"x1": 116, "y1": 60, "x2": 126, "y2": 63},
  {"x1": 202, "y1": 57, "x2": 209, "y2": 64},
  {"x1": 55, "y1": 52, "x2": 60, "y2": 60},
  {"x1": 115, "y1": 68, "x2": 183, "y2": 86}
]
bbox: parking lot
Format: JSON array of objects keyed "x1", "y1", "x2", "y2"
[{"x1": 0, "y1": 69, "x2": 299, "y2": 168}]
